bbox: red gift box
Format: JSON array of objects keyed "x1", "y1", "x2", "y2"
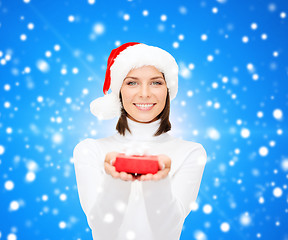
[{"x1": 114, "y1": 153, "x2": 159, "y2": 175}]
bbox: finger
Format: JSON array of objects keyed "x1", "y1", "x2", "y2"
[
  {"x1": 105, "y1": 161, "x2": 115, "y2": 170},
  {"x1": 152, "y1": 174, "x2": 159, "y2": 181},
  {"x1": 110, "y1": 159, "x2": 114, "y2": 166},
  {"x1": 142, "y1": 175, "x2": 148, "y2": 181},
  {"x1": 104, "y1": 162, "x2": 113, "y2": 174},
  {"x1": 138, "y1": 175, "x2": 144, "y2": 181},
  {"x1": 105, "y1": 162, "x2": 121, "y2": 179},
  {"x1": 152, "y1": 172, "x2": 165, "y2": 181},
  {"x1": 121, "y1": 172, "x2": 134, "y2": 181},
  {"x1": 146, "y1": 174, "x2": 153, "y2": 181},
  {"x1": 126, "y1": 173, "x2": 134, "y2": 181},
  {"x1": 140, "y1": 173, "x2": 152, "y2": 181},
  {"x1": 119, "y1": 172, "x2": 128, "y2": 181},
  {"x1": 158, "y1": 166, "x2": 170, "y2": 175},
  {"x1": 110, "y1": 156, "x2": 117, "y2": 166},
  {"x1": 111, "y1": 170, "x2": 120, "y2": 179},
  {"x1": 161, "y1": 170, "x2": 170, "y2": 179}
]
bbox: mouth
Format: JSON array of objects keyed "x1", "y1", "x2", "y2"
[{"x1": 133, "y1": 103, "x2": 156, "y2": 111}]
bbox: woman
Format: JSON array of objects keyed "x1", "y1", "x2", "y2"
[{"x1": 73, "y1": 42, "x2": 207, "y2": 240}]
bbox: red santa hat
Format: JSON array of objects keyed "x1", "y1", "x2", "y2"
[{"x1": 90, "y1": 42, "x2": 179, "y2": 120}]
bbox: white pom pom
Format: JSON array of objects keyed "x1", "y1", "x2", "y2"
[{"x1": 90, "y1": 93, "x2": 122, "y2": 120}]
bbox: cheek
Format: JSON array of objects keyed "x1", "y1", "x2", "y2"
[
  {"x1": 159, "y1": 90, "x2": 167, "y2": 105},
  {"x1": 121, "y1": 88, "x2": 133, "y2": 105}
]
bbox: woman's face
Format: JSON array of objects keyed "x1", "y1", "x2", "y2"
[{"x1": 120, "y1": 65, "x2": 167, "y2": 124}]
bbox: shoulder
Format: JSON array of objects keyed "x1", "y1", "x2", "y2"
[
  {"x1": 73, "y1": 138, "x2": 104, "y2": 165},
  {"x1": 168, "y1": 134, "x2": 206, "y2": 151},
  {"x1": 73, "y1": 138, "x2": 98, "y2": 153},
  {"x1": 184, "y1": 140, "x2": 207, "y2": 165},
  {"x1": 73, "y1": 136, "x2": 117, "y2": 161},
  {"x1": 183, "y1": 139, "x2": 206, "y2": 152},
  {"x1": 168, "y1": 135, "x2": 207, "y2": 163},
  {"x1": 73, "y1": 136, "x2": 114, "y2": 151}
]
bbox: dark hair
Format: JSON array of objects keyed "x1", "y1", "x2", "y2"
[{"x1": 116, "y1": 87, "x2": 172, "y2": 137}]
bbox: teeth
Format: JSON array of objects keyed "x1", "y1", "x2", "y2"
[{"x1": 135, "y1": 104, "x2": 154, "y2": 108}]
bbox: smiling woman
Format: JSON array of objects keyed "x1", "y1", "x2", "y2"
[{"x1": 73, "y1": 42, "x2": 207, "y2": 240}]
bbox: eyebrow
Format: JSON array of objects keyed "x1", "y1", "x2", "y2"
[{"x1": 124, "y1": 76, "x2": 164, "y2": 80}]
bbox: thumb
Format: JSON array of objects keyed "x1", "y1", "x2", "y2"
[
  {"x1": 110, "y1": 157, "x2": 117, "y2": 166},
  {"x1": 158, "y1": 160, "x2": 165, "y2": 170}
]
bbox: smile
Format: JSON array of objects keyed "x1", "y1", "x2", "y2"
[{"x1": 133, "y1": 103, "x2": 156, "y2": 111}]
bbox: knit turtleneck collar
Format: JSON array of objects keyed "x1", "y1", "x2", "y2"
[{"x1": 114, "y1": 117, "x2": 169, "y2": 142}]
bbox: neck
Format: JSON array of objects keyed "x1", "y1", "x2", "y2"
[
  {"x1": 126, "y1": 115, "x2": 159, "y2": 124},
  {"x1": 122, "y1": 117, "x2": 165, "y2": 141}
]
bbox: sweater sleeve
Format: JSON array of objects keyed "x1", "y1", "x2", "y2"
[
  {"x1": 141, "y1": 143, "x2": 207, "y2": 240},
  {"x1": 73, "y1": 139, "x2": 132, "y2": 239}
]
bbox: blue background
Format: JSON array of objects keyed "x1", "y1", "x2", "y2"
[{"x1": 0, "y1": 0, "x2": 288, "y2": 239}]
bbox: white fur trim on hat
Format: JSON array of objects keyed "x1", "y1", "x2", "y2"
[{"x1": 110, "y1": 44, "x2": 178, "y2": 100}]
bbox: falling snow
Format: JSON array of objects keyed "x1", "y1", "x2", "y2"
[{"x1": 0, "y1": 0, "x2": 287, "y2": 239}]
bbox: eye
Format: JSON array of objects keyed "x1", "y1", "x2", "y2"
[
  {"x1": 127, "y1": 81, "x2": 137, "y2": 86},
  {"x1": 152, "y1": 81, "x2": 163, "y2": 85}
]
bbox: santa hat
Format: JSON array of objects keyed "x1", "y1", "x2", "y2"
[{"x1": 90, "y1": 42, "x2": 179, "y2": 120}]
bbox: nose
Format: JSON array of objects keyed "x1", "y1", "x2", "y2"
[{"x1": 139, "y1": 85, "x2": 151, "y2": 97}]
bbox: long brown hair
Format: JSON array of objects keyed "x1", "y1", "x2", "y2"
[{"x1": 116, "y1": 87, "x2": 171, "y2": 136}]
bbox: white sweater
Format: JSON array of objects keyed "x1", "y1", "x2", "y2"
[{"x1": 73, "y1": 117, "x2": 207, "y2": 240}]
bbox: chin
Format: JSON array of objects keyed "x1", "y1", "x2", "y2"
[{"x1": 129, "y1": 115, "x2": 157, "y2": 123}]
